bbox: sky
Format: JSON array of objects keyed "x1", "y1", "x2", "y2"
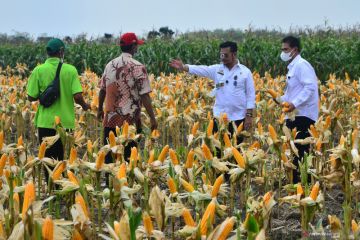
[{"x1": 1, "y1": 0, "x2": 359, "y2": 38}]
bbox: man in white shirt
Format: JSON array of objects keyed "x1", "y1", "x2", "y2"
[
  {"x1": 170, "y1": 41, "x2": 256, "y2": 146},
  {"x1": 278, "y1": 36, "x2": 319, "y2": 183}
]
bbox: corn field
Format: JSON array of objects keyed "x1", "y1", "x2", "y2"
[{"x1": 0, "y1": 63, "x2": 359, "y2": 240}]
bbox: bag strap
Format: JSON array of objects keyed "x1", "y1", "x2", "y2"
[{"x1": 53, "y1": 62, "x2": 63, "y2": 86}]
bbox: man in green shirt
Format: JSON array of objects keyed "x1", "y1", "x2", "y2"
[{"x1": 27, "y1": 38, "x2": 89, "y2": 164}]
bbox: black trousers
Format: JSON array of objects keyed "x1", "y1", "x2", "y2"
[
  {"x1": 38, "y1": 128, "x2": 64, "y2": 182},
  {"x1": 285, "y1": 116, "x2": 315, "y2": 183},
  {"x1": 103, "y1": 127, "x2": 139, "y2": 164}
]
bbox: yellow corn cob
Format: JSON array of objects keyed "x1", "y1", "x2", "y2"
[
  {"x1": 232, "y1": 147, "x2": 246, "y2": 168},
  {"x1": 256, "y1": 92, "x2": 261, "y2": 103},
  {"x1": 236, "y1": 122, "x2": 244, "y2": 135},
  {"x1": 249, "y1": 141, "x2": 260, "y2": 150},
  {"x1": 143, "y1": 212, "x2": 153, "y2": 235},
  {"x1": 297, "y1": 184, "x2": 304, "y2": 196},
  {"x1": 185, "y1": 150, "x2": 195, "y2": 169},
  {"x1": 13, "y1": 192, "x2": 20, "y2": 205},
  {"x1": 263, "y1": 191, "x2": 272, "y2": 207},
  {"x1": 221, "y1": 113, "x2": 228, "y2": 123},
  {"x1": 38, "y1": 142, "x2": 47, "y2": 159},
  {"x1": 115, "y1": 126, "x2": 121, "y2": 136},
  {"x1": 310, "y1": 125, "x2": 319, "y2": 138},
  {"x1": 0, "y1": 153, "x2": 8, "y2": 175},
  {"x1": 202, "y1": 143, "x2": 213, "y2": 160},
  {"x1": 211, "y1": 175, "x2": 224, "y2": 198},
  {"x1": 168, "y1": 149, "x2": 178, "y2": 165},
  {"x1": 339, "y1": 135, "x2": 346, "y2": 147},
  {"x1": 87, "y1": 140, "x2": 93, "y2": 153},
  {"x1": 17, "y1": 135, "x2": 23, "y2": 147},
  {"x1": 309, "y1": 181, "x2": 320, "y2": 201},
  {"x1": 95, "y1": 151, "x2": 105, "y2": 170},
  {"x1": 122, "y1": 121, "x2": 129, "y2": 137},
  {"x1": 352, "y1": 129, "x2": 358, "y2": 149},
  {"x1": 8, "y1": 154, "x2": 15, "y2": 166},
  {"x1": 54, "y1": 116, "x2": 61, "y2": 126},
  {"x1": 223, "y1": 133, "x2": 232, "y2": 148},
  {"x1": 117, "y1": 163, "x2": 127, "y2": 179},
  {"x1": 181, "y1": 179, "x2": 195, "y2": 193},
  {"x1": 109, "y1": 131, "x2": 116, "y2": 147},
  {"x1": 22, "y1": 181, "x2": 35, "y2": 219},
  {"x1": 257, "y1": 122, "x2": 263, "y2": 135},
  {"x1": 207, "y1": 119, "x2": 214, "y2": 137},
  {"x1": 268, "y1": 124, "x2": 278, "y2": 142},
  {"x1": 67, "y1": 170, "x2": 79, "y2": 185},
  {"x1": 151, "y1": 129, "x2": 160, "y2": 138},
  {"x1": 147, "y1": 150, "x2": 155, "y2": 164},
  {"x1": 42, "y1": 216, "x2": 54, "y2": 240},
  {"x1": 0, "y1": 131, "x2": 3, "y2": 150},
  {"x1": 316, "y1": 138, "x2": 322, "y2": 152},
  {"x1": 72, "y1": 229, "x2": 83, "y2": 240},
  {"x1": 52, "y1": 162, "x2": 66, "y2": 181},
  {"x1": 267, "y1": 89, "x2": 278, "y2": 98},
  {"x1": 352, "y1": 219, "x2": 358, "y2": 233},
  {"x1": 182, "y1": 208, "x2": 196, "y2": 227},
  {"x1": 217, "y1": 217, "x2": 236, "y2": 240},
  {"x1": 113, "y1": 221, "x2": 120, "y2": 237},
  {"x1": 75, "y1": 192, "x2": 89, "y2": 217},
  {"x1": 167, "y1": 177, "x2": 177, "y2": 194},
  {"x1": 324, "y1": 116, "x2": 331, "y2": 129},
  {"x1": 158, "y1": 145, "x2": 169, "y2": 162},
  {"x1": 0, "y1": 220, "x2": 4, "y2": 238},
  {"x1": 281, "y1": 153, "x2": 288, "y2": 163},
  {"x1": 334, "y1": 109, "x2": 343, "y2": 118},
  {"x1": 129, "y1": 147, "x2": 138, "y2": 168},
  {"x1": 69, "y1": 147, "x2": 77, "y2": 165},
  {"x1": 191, "y1": 122, "x2": 199, "y2": 135},
  {"x1": 200, "y1": 199, "x2": 216, "y2": 236}
]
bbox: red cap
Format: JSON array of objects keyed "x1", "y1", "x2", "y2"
[{"x1": 119, "y1": 32, "x2": 144, "y2": 46}]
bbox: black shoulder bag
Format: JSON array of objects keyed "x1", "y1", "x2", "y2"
[{"x1": 39, "y1": 62, "x2": 63, "y2": 108}]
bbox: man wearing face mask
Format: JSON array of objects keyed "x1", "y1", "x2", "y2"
[
  {"x1": 98, "y1": 32, "x2": 158, "y2": 166},
  {"x1": 277, "y1": 36, "x2": 319, "y2": 183},
  {"x1": 170, "y1": 41, "x2": 256, "y2": 145},
  {"x1": 27, "y1": 38, "x2": 90, "y2": 178}
]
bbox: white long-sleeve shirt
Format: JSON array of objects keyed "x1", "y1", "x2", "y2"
[
  {"x1": 188, "y1": 61, "x2": 256, "y2": 121},
  {"x1": 280, "y1": 55, "x2": 319, "y2": 121}
]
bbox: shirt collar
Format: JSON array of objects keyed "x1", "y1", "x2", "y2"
[
  {"x1": 121, "y1": 52, "x2": 133, "y2": 59},
  {"x1": 45, "y1": 57, "x2": 61, "y2": 65},
  {"x1": 221, "y1": 59, "x2": 241, "y2": 70},
  {"x1": 287, "y1": 54, "x2": 301, "y2": 69}
]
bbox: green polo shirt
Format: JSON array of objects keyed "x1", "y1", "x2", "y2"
[{"x1": 27, "y1": 58, "x2": 83, "y2": 129}]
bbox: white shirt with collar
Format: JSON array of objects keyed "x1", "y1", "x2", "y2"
[
  {"x1": 187, "y1": 61, "x2": 256, "y2": 121},
  {"x1": 280, "y1": 55, "x2": 319, "y2": 121}
]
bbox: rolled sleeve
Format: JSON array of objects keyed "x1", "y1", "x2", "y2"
[{"x1": 245, "y1": 71, "x2": 256, "y2": 109}]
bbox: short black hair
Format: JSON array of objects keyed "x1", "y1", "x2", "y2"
[
  {"x1": 120, "y1": 43, "x2": 135, "y2": 53},
  {"x1": 219, "y1": 41, "x2": 237, "y2": 53},
  {"x1": 282, "y1": 36, "x2": 301, "y2": 51},
  {"x1": 47, "y1": 49, "x2": 61, "y2": 57}
]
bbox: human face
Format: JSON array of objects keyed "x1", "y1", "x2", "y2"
[
  {"x1": 281, "y1": 42, "x2": 296, "y2": 61},
  {"x1": 220, "y1": 47, "x2": 236, "y2": 66}
]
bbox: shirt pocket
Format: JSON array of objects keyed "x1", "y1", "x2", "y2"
[{"x1": 231, "y1": 75, "x2": 246, "y2": 96}]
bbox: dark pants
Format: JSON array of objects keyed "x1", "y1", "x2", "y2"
[
  {"x1": 38, "y1": 128, "x2": 64, "y2": 182},
  {"x1": 286, "y1": 116, "x2": 315, "y2": 183},
  {"x1": 103, "y1": 127, "x2": 139, "y2": 164}
]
